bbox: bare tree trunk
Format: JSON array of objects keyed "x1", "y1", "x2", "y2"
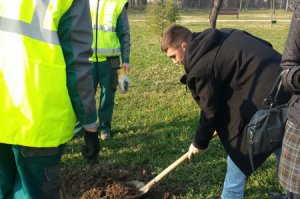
[
  {"x1": 240, "y1": 0, "x2": 243, "y2": 11},
  {"x1": 209, "y1": 0, "x2": 223, "y2": 28},
  {"x1": 224, "y1": 0, "x2": 229, "y2": 8},
  {"x1": 280, "y1": 0, "x2": 284, "y2": 9},
  {"x1": 245, "y1": 0, "x2": 250, "y2": 11}
]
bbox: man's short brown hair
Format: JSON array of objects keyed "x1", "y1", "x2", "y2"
[{"x1": 161, "y1": 25, "x2": 191, "y2": 52}]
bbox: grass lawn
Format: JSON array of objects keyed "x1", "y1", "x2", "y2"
[{"x1": 62, "y1": 10, "x2": 292, "y2": 199}]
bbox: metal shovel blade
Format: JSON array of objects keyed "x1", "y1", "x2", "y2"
[
  {"x1": 125, "y1": 152, "x2": 189, "y2": 198},
  {"x1": 126, "y1": 180, "x2": 145, "y2": 189},
  {"x1": 125, "y1": 180, "x2": 146, "y2": 198}
]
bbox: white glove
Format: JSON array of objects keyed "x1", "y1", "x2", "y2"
[
  {"x1": 117, "y1": 67, "x2": 131, "y2": 93},
  {"x1": 119, "y1": 73, "x2": 131, "y2": 93}
]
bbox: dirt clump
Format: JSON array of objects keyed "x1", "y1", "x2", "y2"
[
  {"x1": 61, "y1": 164, "x2": 185, "y2": 199},
  {"x1": 80, "y1": 182, "x2": 137, "y2": 199}
]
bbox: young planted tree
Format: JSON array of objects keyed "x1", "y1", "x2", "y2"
[{"x1": 146, "y1": 0, "x2": 181, "y2": 36}]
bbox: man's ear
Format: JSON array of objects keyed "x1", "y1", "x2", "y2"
[{"x1": 181, "y1": 42, "x2": 187, "y2": 50}]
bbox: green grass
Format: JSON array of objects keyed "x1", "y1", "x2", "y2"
[
  {"x1": 62, "y1": 10, "x2": 292, "y2": 199},
  {"x1": 130, "y1": 8, "x2": 293, "y2": 21}
]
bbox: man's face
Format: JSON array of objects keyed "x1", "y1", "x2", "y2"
[{"x1": 166, "y1": 42, "x2": 186, "y2": 65}]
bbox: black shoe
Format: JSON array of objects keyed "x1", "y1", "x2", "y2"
[
  {"x1": 267, "y1": 191, "x2": 292, "y2": 199},
  {"x1": 282, "y1": 192, "x2": 293, "y2": 199}
]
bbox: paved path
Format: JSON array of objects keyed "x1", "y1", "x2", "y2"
[{"x1": 130, "y1": 19, "x2": 291, "y2": 22}]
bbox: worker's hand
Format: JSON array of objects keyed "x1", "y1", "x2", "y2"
[
  {"x1": 119, "y1": 74, "x2": 131, "y2": 93},
  {"x1": 188, "y1": 143, "x2": 201, "y2": 160},
  {"x1": 81, "y1": 130, "x2": 100, "y2": 160},
  {"x1": 122, "y1": 63, "x2": 131, "y2": 72},
  {"x1": 118, "y1": 67, "x2": 131, "y2": 93}
]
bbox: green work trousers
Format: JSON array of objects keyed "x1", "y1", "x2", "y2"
[
  {"x1": 0, "y1": 143, "x2": 64, "y2": 199},
  {"x1": 93, "y1": 60, "x2": 118, "y2": 133}
]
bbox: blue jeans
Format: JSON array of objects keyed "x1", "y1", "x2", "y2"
[
  {"x1": 221, "y1": 156, "x2": 246, "y2": 199},
  {"x1": 221, "y1": 150, "x2": 281, "y2": 199}
]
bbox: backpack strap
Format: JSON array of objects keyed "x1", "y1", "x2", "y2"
[{"x1": 263, "y1": 71, "x2": 284, "y2": 107}]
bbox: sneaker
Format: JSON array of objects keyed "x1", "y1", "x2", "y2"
[{"x1": 100, "y1": 131, "x2": 112, "y2": 140}]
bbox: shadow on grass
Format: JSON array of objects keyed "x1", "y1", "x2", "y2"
[{"x1": 62, "y1": 113, "x2": 280, "y2": 199}]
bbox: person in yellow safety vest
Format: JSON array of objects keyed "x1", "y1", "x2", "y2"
[
  {"x1": 89, "y1": 0, "x2": 131, "y2": 140},
  {"x1": 0, "y1": 0, "x2": 100, "y2": 198}
]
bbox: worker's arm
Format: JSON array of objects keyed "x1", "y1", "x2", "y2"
[
  {"x1": 116, "y1": 6, "x2": 131, "y2": 71},
  {"x1": 190, "y1": 77, "x2": 220, "y2": 150},
  {"x1": 58, "y1": 0, "x2": 97, "y2": 131},
  {"x1": 281, "y1": 1, "x2": 300, "y2": 92},
  {"x1": 58, "y1": 0, "x2": 99, "y2": 159}
]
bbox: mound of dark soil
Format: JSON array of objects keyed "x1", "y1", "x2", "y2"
[
  {"x1": 60, "y1": 164, "x2": 186, "y2": 199},
  {"x1": 80, "y1": 182, "x2": 137, "y2": 199}
]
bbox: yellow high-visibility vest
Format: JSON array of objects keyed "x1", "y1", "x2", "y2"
[
  {"x1": 89, "y1": 0, "x2": 128, "y2": 62},
  {"x1": 0, "y1": 0, "x2": 76, "y2": 147}
]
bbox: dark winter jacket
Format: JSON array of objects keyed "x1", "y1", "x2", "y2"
[
  {"x1": 182, "y1": 28, "x2": 290, "y2": 176},
  {"x1": 281, "y1": 1, "x2": 300, "y2": 125}
]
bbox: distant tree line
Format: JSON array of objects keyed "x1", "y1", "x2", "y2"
[{"x1": 128, "y1": 0, "x2": 290, "y2": 10}]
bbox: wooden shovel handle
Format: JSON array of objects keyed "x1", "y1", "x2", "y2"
[
  {"x1": 139, "y1": 132, "x2": 219, "y2": 194},
  {"x1": 140, "y1": 152, "x2": 189, "y2": 192}
]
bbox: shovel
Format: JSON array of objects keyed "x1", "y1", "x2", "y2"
[{"x1": 126, "y1": 152, "x2": 189, "y2": 198}]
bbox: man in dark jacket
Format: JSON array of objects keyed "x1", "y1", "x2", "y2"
[
  {"x1": 278, "y1": 1, "x2": 300, "y2": 198},
  {"x1": 161, "y1": 25, "x2": 290, "y2": 198}
]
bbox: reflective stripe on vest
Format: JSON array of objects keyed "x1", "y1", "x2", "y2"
[
  {"x1": 0, "y1": 0, "x2": 63, "y2": 45},
  {"x1": 93, "y1": 25, "x2": 116, "y2": 32},
  {"x1": 90, "y1": 0, "x2": 127, "y2": 62},
  {"x1": 0, "y1": 0, "x2": 76, "y2": 147}
]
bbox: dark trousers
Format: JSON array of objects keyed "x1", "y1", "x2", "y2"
[
  {"x1": 0, "y1": 143, "x2": 64, "y2": 199},
  {"x1": 93, "y1": 60, "x2": 118, "y2": 132}
]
